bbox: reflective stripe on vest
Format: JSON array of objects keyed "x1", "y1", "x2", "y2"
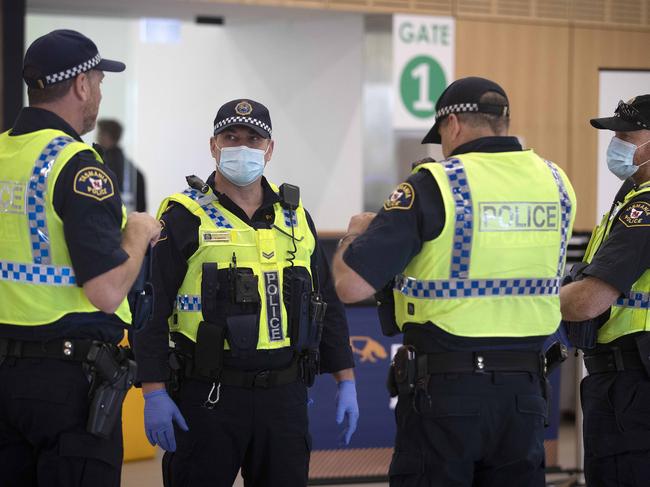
[
  {"x1": 176, "y1": 294, "x2": 202, "y2": 312},
  {"x1": 182, "y1": 188, "x2": 233, "y2": 228},
  {"x1": 0, "y1": 135, "x2": 77, "y2": 286},
  {"x1": 616, "y1": 291, "x2": 650, "y2": 309},
  {"x1": 395, "y1": 158, "x2": 571, "y2": 298}
]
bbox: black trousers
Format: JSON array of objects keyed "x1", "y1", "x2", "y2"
[
  {"x1": 163, "y1": 378, "x2": 310, "y2": 487},
  {"x1": 0, "y1": 357, "x2": 123, "y2": 487},
  {"x1": 581, "y1": 369, "x2": 650, "y2": 487},
  {"x1": 389, "y1": 372, "x2": 547, "y2": 487}
]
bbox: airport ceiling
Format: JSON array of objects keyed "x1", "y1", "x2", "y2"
[{"x1": 27, "y1": 0, "x2": 348, "y2": 23}]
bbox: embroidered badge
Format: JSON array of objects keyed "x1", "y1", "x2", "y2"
[
  {"x1": 235, "y1": 101, "x2": 253, "y2": 116},
  {"x1": 73, "y1": 167, "x2": 114, "y2": 201},
  {"x1": 383, "y1": 182, "x2": 415, "y2": 211},
  {"x1": 618, "y1": 201, "x2": 650, "y2": 227}
]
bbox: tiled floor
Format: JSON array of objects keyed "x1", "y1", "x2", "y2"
[{"x1": 121, "y1": 421, "x2": 580, "y2": 487}]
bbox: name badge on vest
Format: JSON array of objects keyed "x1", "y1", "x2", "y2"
[
  {"x1": 264, "y1": 271, "x2": 284, "y2": 341},
  {"x1": 0, "y1": 181, "x2": 26, "y2": 214},
  {"x1": 202, "y1": 231, "x2": 231, "y2": 243}
]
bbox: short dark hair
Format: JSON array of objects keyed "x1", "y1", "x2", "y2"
[
  {"x1": 97, "y1": 119, "x2": 123, "y2": 144},
  {"x1": 27, "y1": 79, "x2": 74, "y2": 105},
  {"x1": 455, "y1": 91, "x2": 510, "y2": 134}
]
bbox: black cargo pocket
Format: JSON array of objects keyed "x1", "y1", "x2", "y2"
[
  {"x1": 389, "y1": 450, "x2": 424, "y2": 486},
  {"x1": 424, "y1": 395, "x2": 481, "y2": 418},
  {"x1": 516, "y1": 394, "x2": 547, "y2": 424},
  {"x1": 12, "y1": 378, "x2": 73, "y2": 405},
  {"x1": 58, "y1": 431, "x2": 122, "y2": 486}
]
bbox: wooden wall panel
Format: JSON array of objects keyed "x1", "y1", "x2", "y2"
[
  {"x1": 569, "y1": 27, "x2": 650, "y2": 229},
  {"x1": 456, "y1": 20, "x2": 571, "y2": 182}
]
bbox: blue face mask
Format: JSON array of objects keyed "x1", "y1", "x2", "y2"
[
  {"x1": 217, "y1": 145, "x2": 268, "y2": 187},
  {"x1": 606, "y1": 136, "x2": 650, "y2": 181}
]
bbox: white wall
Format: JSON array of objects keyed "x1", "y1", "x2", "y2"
[
  {"x1": 597, "y1": 70, "x2": 650, "y2": 221},
  {"x1": 27, "y1": 12, "x2": 364, "y2": 231}
]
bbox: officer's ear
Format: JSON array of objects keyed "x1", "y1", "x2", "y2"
[
  {"x1": 209, "y1": 136, "x2": 220, "y2": 160},
  {"x1": 72, "y1": 72, "x2": 90, "y2": 102},
  {"x1": 264, "y1": 139, "x2": 274, "y2": 164}
]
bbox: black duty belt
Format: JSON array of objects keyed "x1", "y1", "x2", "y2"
[
  {"x1": 218, "y1": 361, "x2": 302, "y2": 388},
  {"x1": 421, "y1": 350, "x2": 545, "y2": 376},
  {"x1": 0, "y1": 338, "x2": 95, "y2": 362},
  {"x1": 584, "y1": 348, "x2": 645, "y2": 375}
]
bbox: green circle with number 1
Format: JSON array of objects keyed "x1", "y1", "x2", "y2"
[{"x1": 400, "y1": 56, "x2": 447, "y2": 118}]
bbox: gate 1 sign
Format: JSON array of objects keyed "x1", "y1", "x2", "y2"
[{"x1": 392, "y1": 15, "x2": 455, "y2": 130}]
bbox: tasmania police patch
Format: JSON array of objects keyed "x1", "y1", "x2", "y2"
[
  {"x1": 73, "y1": 167, "x2": 114, "y2": 201},
  {"x1": 618, "y1": 201, "x2": 650, "y2": 227},
  {"x1": 383, "y1": 183, "x2": 415, "y2": 211}
]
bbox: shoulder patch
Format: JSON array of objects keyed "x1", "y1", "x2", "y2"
[
  {"x1": 73, "y1": 167, "x2": 115, "y2": 201},
  {"x1": 383, "y1": 182, "x2": 415, "y2": 211},
  {"x1": 618, "y1": 201, "x2": 650, "y2": 227},
  {"x1": 157, "y1": 219, "x2": 168, "y2": 243}
]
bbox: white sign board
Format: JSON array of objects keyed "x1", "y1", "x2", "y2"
[{"x1": 392, "y1": 15, "x2": 455, "y2": 130}]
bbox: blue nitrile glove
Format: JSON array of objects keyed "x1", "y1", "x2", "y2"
[
  {"x1": 335, "y1": 380, "x2": 359, "y2": 446},
  {"x1": 143, "y1": 389, "x2": 189, "y2": 452}
]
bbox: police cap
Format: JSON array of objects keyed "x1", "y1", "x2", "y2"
[
  {"x1": 422, "y1": 76, "x2": 510, "y2": 144},
  {"x1": 213, "y1": 99, "x2": 273, "y2": 139},
  {"x1": 590, "y1": 95, "x2": 650, "y2": 132},
  {"x1": 23, "y1": 29, "x2": 125, "y2": 89}
]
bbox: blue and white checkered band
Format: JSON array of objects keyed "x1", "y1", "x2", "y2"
[
  {"x1": 615, "y1": 291, "x2": 650, "y2": 309},
  {"x1": 176, "y1": 294, "x2": 202, "y2": 312},
  {"x1": 436, "y1": 103, "x2": 479, "y2": 119},
  {"x1": 543, "y1": 160, "x2": 572, "y2": 277},
  {"x1": 45, "y1": 54, "x2": 102, "y2": 85},
  {"x1": 0, "y1": 261, "x2": 76, "y2": 286},
  {"x1": 283, "y1": 209, "x2": 297, "y2": 228},
  {"x1": 444, "y1": 159, "x2": 473, "y2": 279},
  {"x1": 213, "y1": 116, "x2": 272, "y2": 137},
  {"x1": 182, "y1": 188, "x2": 233, "y2": 229},
  {"x1": 395, "y1": 276, "x2": 560, "y2": 299},
  {"x1": 27, "y1": 136, "x2": 75, "y2": 265}
]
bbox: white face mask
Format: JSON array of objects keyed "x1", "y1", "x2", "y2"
[
  {"x1": 606, "y1": 136, "x2": 650, "y2": 181},
  {"x1": 216, "y1": 144, "x2": 270, "y2": 187}
]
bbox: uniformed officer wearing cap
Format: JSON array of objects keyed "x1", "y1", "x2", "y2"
[
  {"x1": 333, "y1": 77, "x2": 577, "y2": 486},
  {"x1": 133, "y1": 99, "x2": 358, "y2": 486},
  {"x1": 560, "y1": 95, "x2": 650, "y2": 486},
  {"x1": 0, "y1": 30, "x2": 161, "y2": 486}
]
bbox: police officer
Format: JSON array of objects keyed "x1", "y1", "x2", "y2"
[
  {"x1": 0, "y1": 30, "x2": 161, "y2": 487},
  {"x1": 133, "y1": 99, "x2": 359, "y2": 487},
  {"x1": 333, "y1": 77, "x2": 577, "y2": 486},
  {"x1": 560, "y1": 95, "x2": 650, "y2": 486}
]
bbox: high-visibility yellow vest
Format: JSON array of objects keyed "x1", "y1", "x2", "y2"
[
  {"x1": 583, "y1": 183, "x2": 650, "y2": 343},
  {"x1": 0, "y1": 129, "x2": 131, "y2": 326},
  {"x1": 393, "y1": 150, "x2": 577, "y2": 337},
  {"x1": 159, "y1": 183, "x2": 315, "y2": 349}
]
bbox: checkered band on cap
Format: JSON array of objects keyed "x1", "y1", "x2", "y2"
[
  {"x1": 0, "y1": 261, "x2": 77, "y2": 286},
  {"x1": 213, "y1": 116, "x2": 272, "y2": 136},
  {"x1": 44, "y1": 54, "x2": 101, "y2": 85},
  {"x1": 395, "y1": 276, "x2": 560, "y2": 299},
  {"x1": 182, "y1": 188, "x2": 233, "y2": 229},
  {"x1": 543, "y1": 160, "x2": 573, "y2": 277},
  {"x1": 436, "y1": 103, "x2": 479, "y2": 119},
  {"x1": 615, "y1": 291, "x2": 650, "y2": 309},
  {"x1": 176, "y1": 294, "x2": 202, "y2": 312}
]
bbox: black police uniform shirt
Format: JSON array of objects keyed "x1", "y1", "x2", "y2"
[
  {"x1": 0, "y1": 108, "x2": 127, "y2": 344},
  {"x1": 134, "y1": 174, "x2": 354, "y2": 383},
  {"x1": 344, "y1": 136, "x2": 551, "y2": 353},
  {"x1": 582, "y1": 177, "x2": 650, "y2": 352}
]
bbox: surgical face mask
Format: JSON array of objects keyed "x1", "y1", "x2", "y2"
[
  {"x1": 216, "y1": 144, "x2": 269, "y2": 187},
  {"x1": 606, "y1": 136, "x2": 650, "y2": 181}
]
